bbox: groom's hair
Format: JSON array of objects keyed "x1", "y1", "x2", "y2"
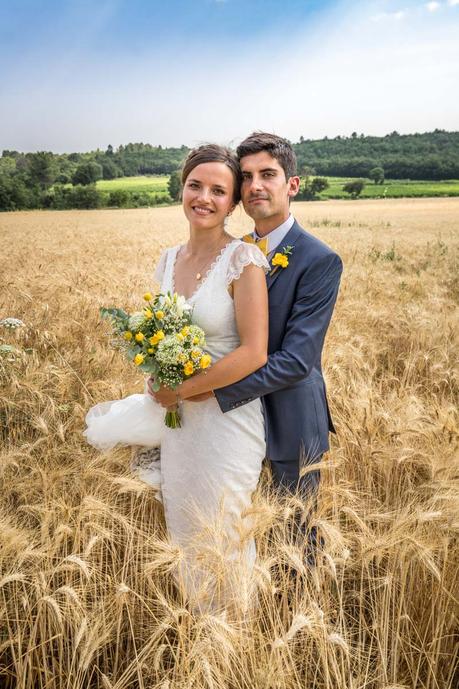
[{"x1": 236, "y1": 132, "x2": 297, "y2": 180}]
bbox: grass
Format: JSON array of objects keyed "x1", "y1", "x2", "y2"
[
  {"x1": 97, "y1": 175, "x2": 169, "y2": 196},
  {"x1": 312, "y1": 176, "x2": 459, "y2": 199},
  {"x1": 0, "y1": 198, "x2": 458, "y2": 688},
  {"x1": 95, "y1": 174, "x2": 459, "y2": 204}
]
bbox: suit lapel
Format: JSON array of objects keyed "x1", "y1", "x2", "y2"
[{"x1": 266, "y1": 221, "x2": 302, "y2": 291}]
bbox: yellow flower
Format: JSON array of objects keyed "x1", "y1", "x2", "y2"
[
  {"x1": 200, "y1": 354, "x2": 212, "y2": 369},
  {"x1": 147, "y1": 348, "x2": 154, "y2": 354},
  {"x1": 135, "y1": 333, "x2": 145, "y2": 342},
  {"x1": 134, "y1": 353, "x2": 145, "y2": 366},
  {"x1": 144, "y1": 309, "x2": 153, "y2": 319},
  {"x1": 181, "y1": 326, "x2": 190, "y2": 337},
  {"x1": 149, "y1": 330, "x2": 165, "y2": 346},
  {"x1": 191, "y1": 348, "x2": 202, "y2": 360},
  {"x1": 177, "y1": 352, "x2": 187, "y2": 364},
  {"x1": 176, "y1": 333, "x2": 184, "y2": 342},
  {"x1": 123, "y1": 331, "x2": 133, "y2": 341},
  {"x1": 183, "y1": 361, "x2": 194, "y2": 376},
  {"x1": 155, "y1": 310, "x2": 164, "y2": 320},
  {"x1": 272, "y1": 253, "x2": 289, "y2": 268},
  {"x1": 192, "y1": 336, "x2": 200, "y2": 345},
  {"x1": 143, "y1": 292, "x2": 153, "y2": 301}
]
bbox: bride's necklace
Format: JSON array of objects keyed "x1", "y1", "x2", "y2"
[{"x1": 185, "y1": 234, "x2": 230, "y2": 281}]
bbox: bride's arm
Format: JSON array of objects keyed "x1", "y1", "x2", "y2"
[{"x1": 152, "y1": 264, "x2": 268, "y2": 406}]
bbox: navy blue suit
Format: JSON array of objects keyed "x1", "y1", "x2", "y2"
[{"x1": 215, "y1": 219, "x2": 343, "y2": 494}]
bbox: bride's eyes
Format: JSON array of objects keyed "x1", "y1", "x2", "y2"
[{"x1": 186, "y1": 182, "x2": 226, "y2": 196}]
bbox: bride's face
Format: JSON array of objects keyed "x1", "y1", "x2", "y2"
[{"x1": 182, "y1": 162, "x2": 235, "y2": 229}]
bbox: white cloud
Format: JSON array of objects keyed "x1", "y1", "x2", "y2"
[
  {"x1": 426, "y1": 1, "x2": 441, "y2": 10},
  {"x1": 447, "y1": 0, "x2": 459, "y2": 6},
  {"x1": 372, "y1": 10, "x2": 407, "y2": 21}
]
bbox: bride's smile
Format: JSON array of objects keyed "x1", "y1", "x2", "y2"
[{"x1": 182, "y1": 161, "x2": 235, "y2": 230}]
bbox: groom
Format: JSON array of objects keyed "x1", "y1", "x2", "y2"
[{"x1": 214, "y1": 132, "x2": 342, "y2": 505}]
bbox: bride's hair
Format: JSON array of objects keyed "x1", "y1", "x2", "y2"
[{"x1": 181, "y1": 144, "x2": 242, "y2": 204}]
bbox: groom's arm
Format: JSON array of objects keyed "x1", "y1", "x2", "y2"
[{"x1": 214, "y1": 252, "x2": 343, "y2": 413}]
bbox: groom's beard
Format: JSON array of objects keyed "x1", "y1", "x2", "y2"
[{"x1": 243, "y1": 194, "x2": 273, "y2": 220}]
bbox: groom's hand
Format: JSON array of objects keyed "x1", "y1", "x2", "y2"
[{"x1": 188, "y1": 391, "x2": 214, "y2": 402}]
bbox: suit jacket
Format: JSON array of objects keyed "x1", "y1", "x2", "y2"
[{"x1": 214, "y1": 219, "x2": 343, "y2": 464}]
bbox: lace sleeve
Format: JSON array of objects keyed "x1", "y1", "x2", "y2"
[
  {"x1": 226, "y1": 242, "x2": 271, "y2": 286},
  {"x1": 153, "y1": 249, "x2": 168, "y2": 284}
]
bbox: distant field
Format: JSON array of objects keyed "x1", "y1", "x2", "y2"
[
  {"x1": 95, "y1": 174, "x2": 459, "y2": 203},
  {"x1": 319, "y1": 177, "x2": 459, "y2": 199},
  {"x1": 97, "y1": 175, "x2": 169, "y2": 196}
]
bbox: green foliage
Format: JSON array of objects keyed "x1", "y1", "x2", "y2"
[
  {"x1": 101, "y1": 158, "x2": 122, "y2": 180},
  {"x1": 44, "y1": 184, "x2": 102, "y2": 210},
  {"x1": 0, "y1": 174, "x2": 34, "y2": 211},
  {"x1": 28, "y1": 152, "x2": 57, "y2": 189},
  {"x1": 294, "y1": 130, "x2": 459, "y2": 180},
  {"x1": 168, "y1": 171, "x2": 181, "y2": 201},
  {"x1": 107, "y1": 189, "x2": 130, "y2": 208},
  {"x1": 343, "y1": 179, "x2": 366, "y2": 198},
  {"x1": 72, "y1": 161, "x2": 103, "y2": 186},
  {"x1": 2, "y1": 130, "x2": 459, "y2": 211},
  {"x1": 100, "y1": 307, "x2": 129, "y2": 333},
  {"x1": 369, "y1": 167, "x2": 385, "y2": 184},
  {"x1": 299, "y1": 176, "x2": 330, "y2": 200}
]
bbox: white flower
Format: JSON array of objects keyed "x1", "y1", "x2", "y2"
[
  {"x1": 160, "y1": 294, "x2": 172, "y2": 309},
  {"x1": 175, "y1": 295, "x2": 192, "y2": 318},
  {"x1": 0, "y1": 318, "x2": 25, "y2": 329},
  {"x1": 128, "y1": 312, "x2": 145, "y2": 330}
]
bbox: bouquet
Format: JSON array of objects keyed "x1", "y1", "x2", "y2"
[{"x1": 101, "y1": 291, "x2": 212, "y2": 428}]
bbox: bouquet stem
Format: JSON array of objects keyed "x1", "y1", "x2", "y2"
[{"x1": 165, "y1": 408, "x2": 181, "y2": 429}]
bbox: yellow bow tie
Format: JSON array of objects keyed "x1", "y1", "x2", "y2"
[{"x1": 242, "y1": 233, "x2": 269, "y2": 256}]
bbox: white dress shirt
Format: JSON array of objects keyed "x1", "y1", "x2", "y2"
[{"x1": 254, "y1": 213, "x2": 295, "y2": 261}]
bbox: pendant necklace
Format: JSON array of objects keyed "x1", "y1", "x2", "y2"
[{"x1": 190, "y1": 235, "x2": 229, "y2": 281}]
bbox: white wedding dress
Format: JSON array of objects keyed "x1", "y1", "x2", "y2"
[{"x1": 84, "y1": 238, "x2": 270, "y2": 613}]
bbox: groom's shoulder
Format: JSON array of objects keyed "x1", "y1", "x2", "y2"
[{"x1": 292, "y1": 218, "x2": 342, "y2": 265}]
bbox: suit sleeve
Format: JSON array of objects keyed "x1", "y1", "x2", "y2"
[{"x1": 214, "y1": 252, "x2": 343, "y2": 413}]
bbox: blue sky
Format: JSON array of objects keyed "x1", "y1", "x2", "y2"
[{"x1": 0, "y1": 0, "x2": 458, "y2": 152}]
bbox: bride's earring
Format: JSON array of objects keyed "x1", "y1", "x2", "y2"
[{"x1": 224, "y1": 206, "x2": 234, "y2": 229}]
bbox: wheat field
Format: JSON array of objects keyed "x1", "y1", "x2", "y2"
[{"x1": 1, "y1": 198, "x2": 458, "y2": 688}]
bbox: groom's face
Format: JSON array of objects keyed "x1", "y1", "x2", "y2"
[{"x1": 239, "y1": 151, "x2": 299, "y2": 226}]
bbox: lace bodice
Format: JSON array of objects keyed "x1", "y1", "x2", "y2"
[{"x1": 154, "y1": 239, "x2": 269, "y2": 362}]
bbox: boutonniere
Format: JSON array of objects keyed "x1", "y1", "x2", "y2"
[{"x1": 270, "y1": 245, "x2": 294, "y2": 277}]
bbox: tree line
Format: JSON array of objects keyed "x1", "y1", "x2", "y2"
[
  {"x1": 294, "y1": 129, "x2": 459, "y2": 180},
  {"x1": 1, "y1": 130, "x2": 458, "y2": 211}
]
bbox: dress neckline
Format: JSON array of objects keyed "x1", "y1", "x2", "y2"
[{"x1": 171, "y1": 238, "x2": 239, "y2": 303}]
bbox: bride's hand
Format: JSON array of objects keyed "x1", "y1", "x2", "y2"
[{"x1": 150, "y1": 383, "x2": 178, "y2": 409}]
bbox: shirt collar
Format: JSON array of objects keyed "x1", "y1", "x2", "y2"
[{"x1": 254, "y1": 214, "x2": 295, "y2": 254}]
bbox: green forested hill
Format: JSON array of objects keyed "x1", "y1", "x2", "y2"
[
  {"x1": 293, "y1": 130, "x2": 459, "y2": 180},
  {"x1": 1, "y1": 130, "x2": 459, "y2": 211}
]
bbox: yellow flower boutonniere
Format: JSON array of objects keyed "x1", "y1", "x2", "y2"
[{"x1": 270, "y1": 245, "x2": 294, "y2": 277}]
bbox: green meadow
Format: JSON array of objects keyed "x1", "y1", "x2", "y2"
[
  {"x1": 97, "y1": 175, "x2": 170, "y2": 196},
  {"x1": 96, "y1": 174, "x2": 459, "y2": 203},
  {"x1": 315, "y1": 177, "x2": 459, "y2": 199}
]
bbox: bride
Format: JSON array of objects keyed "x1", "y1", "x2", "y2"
[{"x1": 85, "y1": 144, "x2": 270, "y2": 614}]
